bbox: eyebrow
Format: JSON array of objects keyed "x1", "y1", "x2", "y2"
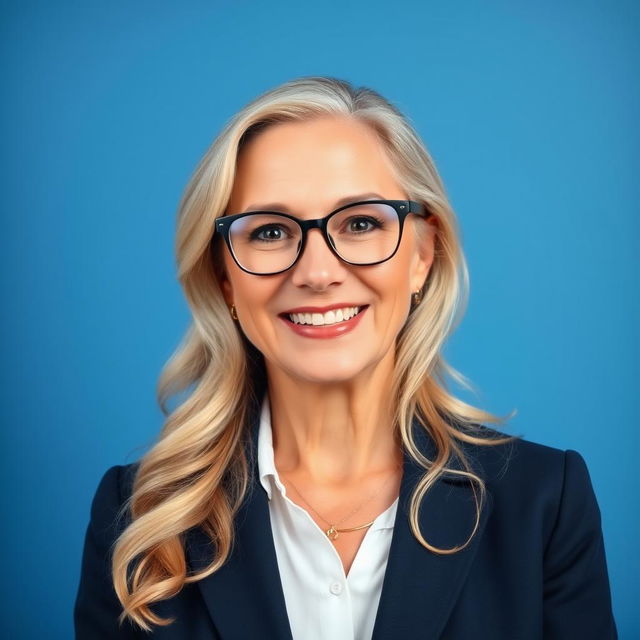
[{"x1": 239, "y1": 192, "x2": 385, "y2": 214}]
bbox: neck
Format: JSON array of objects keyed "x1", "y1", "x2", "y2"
[{"x1": 265, "y1": 354, "x2": 402, "y2": 486}]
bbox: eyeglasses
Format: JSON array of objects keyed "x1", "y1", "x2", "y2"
[{"x1": 214, "y1": 199, "x2": 432, "y2": 276}]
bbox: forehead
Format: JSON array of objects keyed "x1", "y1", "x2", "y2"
[{"x1": 227, "y1": 116, "x2": 404, "y2": 212}]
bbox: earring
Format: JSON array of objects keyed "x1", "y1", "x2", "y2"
[
  {"x1": 229, "y1": 304, "x2": 238, "y2": 320},
  {"x1": 411, "y1": 289, "x2": 423, "y2": 307}
]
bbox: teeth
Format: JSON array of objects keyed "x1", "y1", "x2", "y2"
[{"x1": 288, "y1": 306, "x2": 362, "y2": 326}]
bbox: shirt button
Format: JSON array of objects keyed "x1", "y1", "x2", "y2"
[{"x1": 329, "y1": 581, "x2": 343, "y2": 595}]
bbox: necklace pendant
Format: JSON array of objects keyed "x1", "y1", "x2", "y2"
[{"x1": 326, "y1": 526, "x2": 339, "y2": 540}]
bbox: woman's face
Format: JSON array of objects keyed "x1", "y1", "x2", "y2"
[{"x1": 219, "y1": 115, "x2": 435, "y2": 385}]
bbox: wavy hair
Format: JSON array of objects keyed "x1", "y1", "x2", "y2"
[{"x1": 111, "y1": 76, "x2": 518, "y2": 631}]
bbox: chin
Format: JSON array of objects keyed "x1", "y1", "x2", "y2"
[{"x1": 275, "y1": 352, "x2": 381, "y2": 386}]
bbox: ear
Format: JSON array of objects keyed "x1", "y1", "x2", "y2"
[
  {"x1": 212, "y1": 238, "x2": 235, "y2": 307},
  {"x1": 409, "y1": 218, "x2": 437, "y2": 293},
  {"x1": 220, "y1": 273, "x2": 234, "y2": 308}
]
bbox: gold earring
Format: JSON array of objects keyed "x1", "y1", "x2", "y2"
[
  {"x1": 230, "y1": 304, "x2": 238, "y2": 320},
  {"x1": 411, "y1": 290, "x2": 423, "y2": 306}
]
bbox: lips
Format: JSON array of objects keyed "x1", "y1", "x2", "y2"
[{"x1": 279, "y1": 304, "x2": 369, "y2": 338}]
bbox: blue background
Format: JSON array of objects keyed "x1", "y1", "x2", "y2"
[{"x1": 1, "y1": 1, "x2": 638, "y2": 637}]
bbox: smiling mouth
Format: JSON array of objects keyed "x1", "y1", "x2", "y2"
[{"x1": 283, "y1": 305, "x2": 368, "y2": 327}]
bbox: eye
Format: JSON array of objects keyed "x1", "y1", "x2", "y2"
[
  {"x1": 250, "y1": 225, "x2": 290, "y2": 242},
  {"x1": 345, "y1": 216, "x2": 383, "y2": 234}
]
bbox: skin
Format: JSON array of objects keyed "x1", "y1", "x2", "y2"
[{"x1": 219, "y1": 115, "x2": 436, "y2": 572}]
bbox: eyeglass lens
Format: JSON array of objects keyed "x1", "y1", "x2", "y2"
[{"x1": 227, "y1": 202, "x2": 401, "y2": 273}]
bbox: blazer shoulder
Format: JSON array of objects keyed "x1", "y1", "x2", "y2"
[
  {"x1": 457, "y1": 424, "x2": 587, "y2": 493},
  {"x1": 75, "y1": 461, "x2": 144, "y2": 638},
  {"x1": 457, "y1": 426, "x2": 605, "y2": 540},
  {"x1": 88, "y1": 462, "x2": 140, "y2": 546}
]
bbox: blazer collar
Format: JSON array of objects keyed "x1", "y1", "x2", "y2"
[{"x1": 186, "y1": 402, "x2": 493, "y2": 640}]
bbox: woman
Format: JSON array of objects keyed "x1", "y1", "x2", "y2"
[{"x1": 74, "y1": 76, "x2": 617, "y2": 639}]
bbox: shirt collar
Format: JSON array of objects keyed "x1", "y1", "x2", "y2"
[{"x1": 257, "y1": 393, "x2": 286, "y2": 501}]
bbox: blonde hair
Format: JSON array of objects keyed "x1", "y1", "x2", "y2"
[{"x1": 111, "y1": 76, "x2": 518, "y2": 631}]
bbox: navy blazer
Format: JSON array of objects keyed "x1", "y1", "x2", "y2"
[{"x1": 75, "y1": 411, "x2": 618, "y2": 639}]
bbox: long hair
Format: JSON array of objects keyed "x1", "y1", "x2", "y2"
[{"x1": 111, "y1": 76, "x2": 517, "y2": 631}]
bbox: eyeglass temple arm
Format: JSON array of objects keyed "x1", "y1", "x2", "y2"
[{"x1": 407, "y1": 200, "x2": 432, "y2": 218}]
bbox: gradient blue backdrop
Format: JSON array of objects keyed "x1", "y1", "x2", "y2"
[{"x1": 1, "y1": 1, "x2": 638, "y2": 638}]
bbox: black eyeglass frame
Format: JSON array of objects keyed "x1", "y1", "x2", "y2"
[{"x1": 214, "y1": 199, "x2": 432, "y2": 276}]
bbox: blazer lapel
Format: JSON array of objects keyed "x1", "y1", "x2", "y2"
[{"x1": 371, "y1": 419, "x2": 493, "y2": 639}]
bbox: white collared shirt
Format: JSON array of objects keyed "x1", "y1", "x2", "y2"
[{"x1": 257, "y1": 394, "x2": 399, "y2": 640}]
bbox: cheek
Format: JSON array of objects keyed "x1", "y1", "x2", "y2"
[
  {"x1": 364, "y1": 264, "x2": 413, "y2": 334},
  {"x1": 229, "y1": 274, "x2": 283, "y2": 338},
  {"x1": 234, "y1": 280, "x2": 270, "y2": 313},
  {"x1": 374, "y1": 254, "x2": 414, "y2": 300}
]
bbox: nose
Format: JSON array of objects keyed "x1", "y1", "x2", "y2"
[{"x1": 289, "y1": 228, "x2": 347, "y2": 291}]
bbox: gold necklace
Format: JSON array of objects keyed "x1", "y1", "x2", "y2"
[{"x1": 281, "y1": 463, "x2": 402, "y2": 542}]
